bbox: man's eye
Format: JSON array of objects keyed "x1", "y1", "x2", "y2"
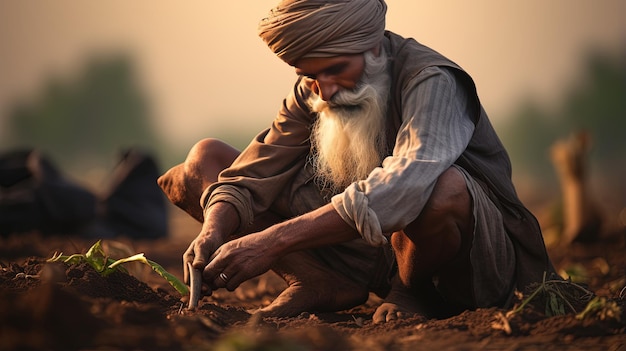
[{"x1": 325, "y1": 64, "x2": 346, "y2": 76}]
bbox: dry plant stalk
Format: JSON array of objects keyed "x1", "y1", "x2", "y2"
[{"x1": 550, "y1": 130, "x2": 603, "y2": 245}]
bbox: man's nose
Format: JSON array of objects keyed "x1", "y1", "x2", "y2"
[{"x1": 315, "y1": 76, "x2": 339, "y2": 101}]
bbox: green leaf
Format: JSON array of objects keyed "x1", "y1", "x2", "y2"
[
  {"x1": 146, "y1": 259, "x2": 189, "y2": 296},
  {"x1": 85, "y1": 240, "x2": 108, "y2": 272},
  {"x1": 85, "y1": 240, "x2": 103, "y2": 259},
  {"x1": 47, "y1": 240, "x2": 188, "y2": 297},
  {"x1": 106, "y1": 254, "x2": 189, "y2": 295},
  {"x1": 546, "y1": 291, "x2": 565, "y2": 316}
]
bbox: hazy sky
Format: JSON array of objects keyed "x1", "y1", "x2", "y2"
[{"x1": 1, "y1": 1, "x2": 625, "y2": 148}]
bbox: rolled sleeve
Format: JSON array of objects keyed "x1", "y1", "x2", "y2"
[
  {"x1": 201, "y1": 184, "x2": 255, "y2": 233},
  {"x1": 331, "y1": 183, "x2": 388, "y2": 246}
]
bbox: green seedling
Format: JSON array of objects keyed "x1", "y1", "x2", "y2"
[
  {"x1": 507, "y1": 272, "x2": 594, "y2": 318},
  {"x1": 48, "y1": 240, "x2": 189, "y2": 296}
]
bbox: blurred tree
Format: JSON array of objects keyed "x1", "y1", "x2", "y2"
[
  {"x1": 5, "y1": 54, "x2": 161, "y2": 173},
  {"x1": 560, "y1": 51, "x2": 626, "y2": 166},
  {"x1": 501, "y1": 98, "x2": 560, "y2": 185},
  {"x1": 501, "y1": 48, "x2": 626, "y2": 224},
  {"x1": 502, "y1": 48, "x2": 626, "y2": 187}
]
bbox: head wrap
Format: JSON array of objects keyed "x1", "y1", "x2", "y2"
[{"x1": 258, "y1": 0, "x2": 387, "y2": 66}]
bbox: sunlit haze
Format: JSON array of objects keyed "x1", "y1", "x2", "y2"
[{"x1": 1, "y1": 1, "x2": 625, "y2": 148}]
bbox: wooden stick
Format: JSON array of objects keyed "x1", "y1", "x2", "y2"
[{"x1": 187, "y1": 262, "x2": 202, "y2": 310}]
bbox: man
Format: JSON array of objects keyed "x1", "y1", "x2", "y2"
[{"x1": 158, "y1": 0, "x2": 556, "y2": 323}]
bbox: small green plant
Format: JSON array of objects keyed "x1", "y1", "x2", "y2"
[
  {"x1": 493, "y1": 272, "x2": 600, "y2": 335},
  {"x1": 48, "y1": 240, "x2": 188, "y2": 296},
  {"x1": 507, "y1": 272, "x2": 594, "y2": 318}
]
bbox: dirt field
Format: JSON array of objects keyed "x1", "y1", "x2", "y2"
[{"x1": 1, "y1": 209, "x2": 625, "y2": 351}]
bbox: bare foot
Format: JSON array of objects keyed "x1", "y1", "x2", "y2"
[
  {"x1": 255, "y1": 280, "x2": 368, "y2": 318},
  {"x1": 372, "y1": 273, "x2": 455, "y2": 324},
  {"x1": 254, "y1": 251, "x2": 369, "y2": 318},
  {"x1": 157, "y1": 139, "x2": 240, "y2": 223},
  {"x1": 373, "y1": 283, "x2": 425, "y2": 323}
]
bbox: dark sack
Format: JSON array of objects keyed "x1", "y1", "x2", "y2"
[
  {"x1": 0, "y1": 149, "x2": 97, "y2": 235},
  {"x1": 94, "y1": 149, "x2": 168, "y2": 239}
]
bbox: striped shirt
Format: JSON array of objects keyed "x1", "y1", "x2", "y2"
[{"x1": 332, "y1": 66, "x2": 475, "y2": 245}]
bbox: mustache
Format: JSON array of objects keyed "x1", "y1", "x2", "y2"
[
  {"x1": 329, "y1": 83, "x2": 372, "y2": 107},
  {"x1": 310, "y1": 83, "x2": 376, "y2": 115}
]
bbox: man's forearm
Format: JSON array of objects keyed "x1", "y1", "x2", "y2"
[
  {"x1": 264, "y1": 203, "x2": 362, "y2": 255},
  {"x1": 202, "y1": 201, "x2": 241, "y2": 241}
]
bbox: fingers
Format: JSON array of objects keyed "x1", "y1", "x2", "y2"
[
  {"x1": 183, "y1": 237, "x2": 211, "y2": 288},
  {"x1": 182, "y1": 237, "x2": 211, "y2": 281},
  {"x1": 204, "y1": 269, "x2": 241, "y2": 292},
  {"x1": 223, "y1": 270, "x2": 245, "y2": 291},
  {"x1": 184, "y1": 239, "x2": 235, "y2": 292},
  {"x1": 184, "y1": 238, "x2": 217, "y2": 307},
  {"x1": 186, "y1": 235, "x2": 255, "y2": 294},
  {"x1": 192, "y1": 238, "x2": 210, "y2": 269},
  {"x1": 203, "y1": 250, "x2": 226, "y2": 289},
  {"x1": 203, "y1": 248, "x2": 243, "y2": 292},
  {"x1": 182, "y1": 241, "x2": 195, "y2": 284}
]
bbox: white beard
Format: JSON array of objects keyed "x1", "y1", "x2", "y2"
[{"x1": 308, "y1": 50, "x2": 391, "y2": 194}]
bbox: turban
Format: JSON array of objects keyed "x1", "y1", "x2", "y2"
[{"x1": 258, "y1": 0, "x2": 387, "y2": 66}]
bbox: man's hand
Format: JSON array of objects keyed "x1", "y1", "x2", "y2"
[
  {"x1": 202, "y1": 232, "x2": 280, "y2": 292},
  {"x1": 182, "y1": 202, "x2": 240, "y2": 291},
  {"x1": 184, "y1": 203, "x2": 360, "y2": 306},
  {"x1": 183, "y1": 234, "x2": 223, "y2": 286},
  {"x1": 202, "y1": 203, "x2": 361, "y2": 292}
]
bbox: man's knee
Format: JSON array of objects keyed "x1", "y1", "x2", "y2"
[
  {"x1": 426, "y1": 167, "x2": 471, "y2": 216},
  {"x1": 185, "y1": 138, "x2": 239, "y2": 170},
  {"x1": 400, "y1": 167, "x2": 472, "y2": 260},
  {"x1": 180, "y1": 138, "x2": 240, "y2": 191},
  {"x1": 157, "y1": 138, "x2": 240, "y2": 222}
]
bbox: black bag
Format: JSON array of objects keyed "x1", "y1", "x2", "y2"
[
  {"x1": 0, "y1": 148, "x2": 168, "y2": 239},
  {"x1": 93, "y1": 149, "x2": 168, "y2": 239},
  {"x1": 0, "y1": 149, "x2": 97, "y2": 236}
]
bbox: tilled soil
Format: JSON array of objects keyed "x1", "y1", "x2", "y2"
[{"x1": 1, "y1": 222, "x2": 625, "y2": 351}]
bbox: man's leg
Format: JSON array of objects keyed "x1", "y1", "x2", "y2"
[
  {"x1": 373, "y1": 167, "x2": 474, "y2": 323},
  {"x1": 157, "y1": 138, "x2": 240, "y2": 222}
]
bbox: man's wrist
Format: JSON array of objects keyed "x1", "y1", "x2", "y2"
[{"x1": 203, "y1": 201, "x2": 240, "y2": 238}]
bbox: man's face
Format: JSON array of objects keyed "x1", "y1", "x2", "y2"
[
  {"x1": 302, "y1": 50, "x2": 391, "y2": 193},
  {"x1": 294, "y1": 54, "x2": 366, "y2": 102}
]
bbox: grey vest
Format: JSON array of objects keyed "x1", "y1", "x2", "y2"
[{"x1": 384, "y1": 31, "x2": 556, "y2": 290}]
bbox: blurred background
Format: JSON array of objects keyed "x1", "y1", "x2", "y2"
[{"x1": 1, "y1": 0, "x2": 625, "y2": 235}]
